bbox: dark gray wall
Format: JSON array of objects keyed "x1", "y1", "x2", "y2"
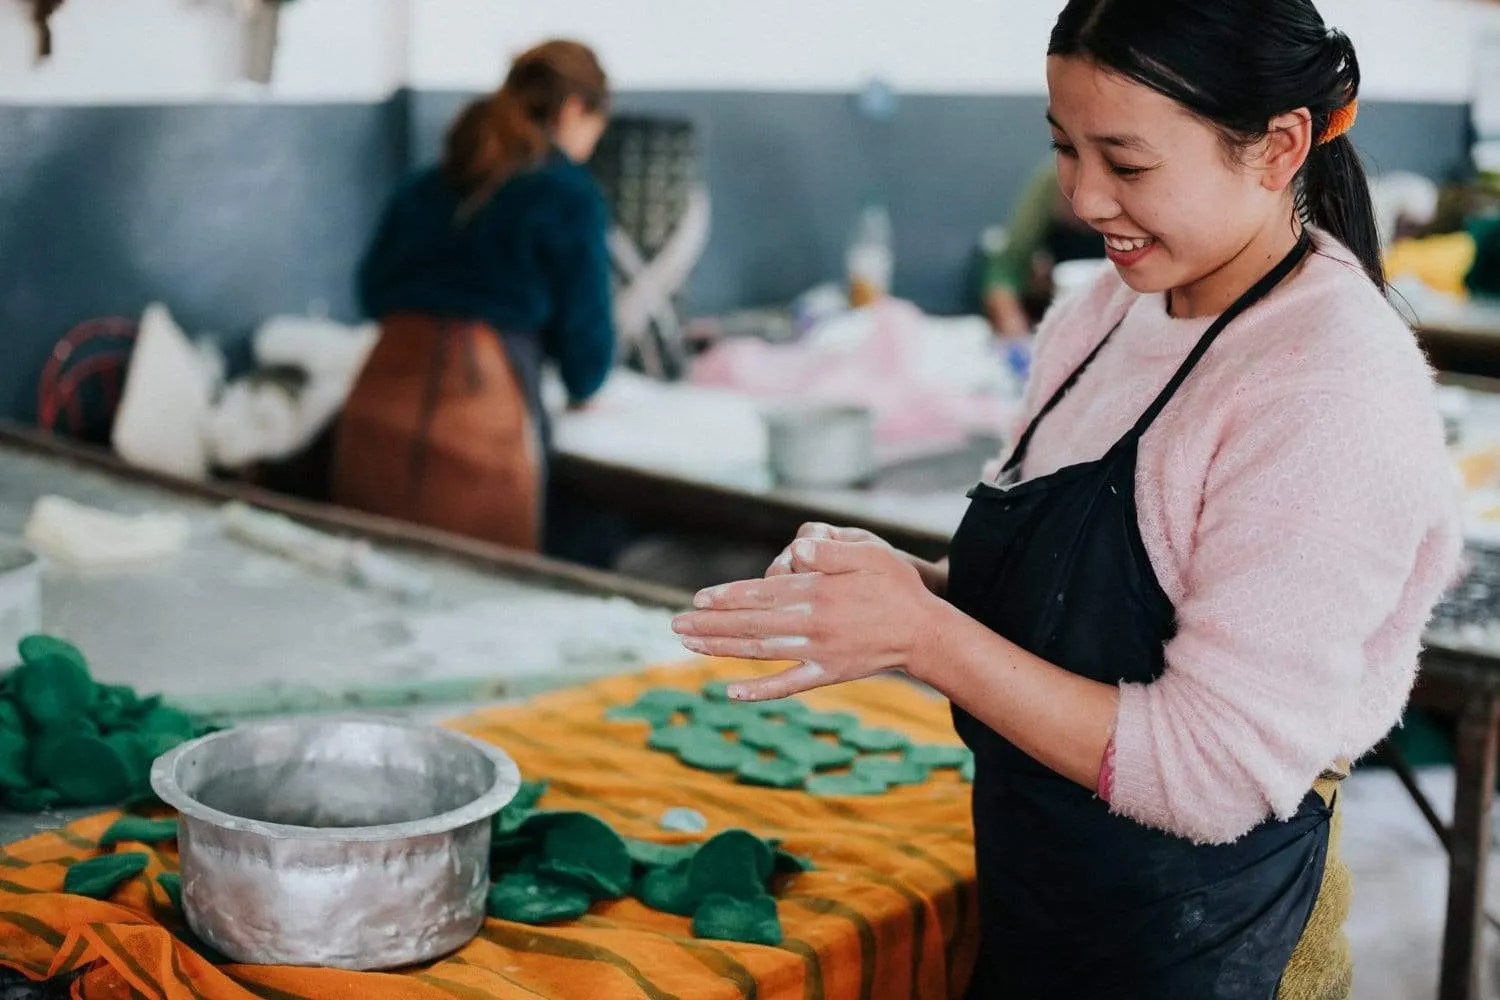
[
  {"x1": 0, "y1": 89, "x2": 1476, "y2": 422},
  {"x1": 0, "y1": 98, "x2": 408, "y2": 421},
  {"x1": 414, "y1": 91, "x2": 1475, "y2": 315}
]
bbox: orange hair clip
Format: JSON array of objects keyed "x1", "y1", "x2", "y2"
[{"x1": 1318, "y1": 99, "x2": 1358, "y2": 145}]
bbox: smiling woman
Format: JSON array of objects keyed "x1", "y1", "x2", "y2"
[{"x1": 672, "y1": 1, "x2": 1464, "y2": 998}]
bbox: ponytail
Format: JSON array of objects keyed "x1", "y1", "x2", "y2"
[
  {"x1": 440, "y1": 40, "x2": 608, "y2": 216},
  {"x1": 1301, "y1": 133, "x2": 1385, "y2": 292}
]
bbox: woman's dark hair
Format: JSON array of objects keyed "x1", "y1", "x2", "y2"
[
  {"x1": 443, "y1": 40, "x2": 609, "y2": 207},
  {"x1": 1049, "y1": 0, "x2": 1384, "y2": 291}
]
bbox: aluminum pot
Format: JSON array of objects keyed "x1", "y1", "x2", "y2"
[
  {"x1": 764, "y1": 403, "x2": 877, "y2": 489},
  {"x1": 150, "y1": 717, "x2": 520, "y2": 970}
]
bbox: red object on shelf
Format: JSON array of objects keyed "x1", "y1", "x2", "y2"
[{"x1": 36, "y1": 316, "x2": 139, "y2": 441}]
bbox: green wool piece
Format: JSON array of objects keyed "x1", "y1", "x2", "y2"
[
  {"x1": 541, "y1": 813, "x2": 633, "y2": 898},
  {"x1": 676, "y1": 735, "x2": 759, "y2": 773},
  {"x1": 692, "y1": 893, "x2": 783, "y2": 946},
  {"x1": 636, "y1": 688, "x2": 704, "y2": 713},
  {"x1": 960, "y1": 756, "x2": 976, "y2": 782},
  {"x1": 18, "y1": 636, "x2": 88, "y2": 674},
  {"x1": 487, "y1": 873, "x2": 592, "y2": 924},
  {"x1": 776, "y1": 736, "x2": 856, "y2": 771},
  {"x1": 701, "y1": 681, "x2": 733, "y2": 702},
  {"x1": 635, "y1": 858, "x2": 701, "y2": 917},
  {"x1": 799, "y1": 710, "x2": 861, "y2": 735},
  {"x1": 63, "y1": 852, "x2": 149, "y2": 899},
  {"x1": 0, "y1": 729, "x2": 29, "y2": 791},
  {"x1": 736, "y1": 756, "x2": 810, "y2": 790},
  {"x1": 647, "y1": 723, "x2": 720, "y2": 754},
  {"x1": 156, "y1": 872, "x2": 183, "y2": 911},
  {"x1": 100, "y1": 816, "x2": 178, "y2": 847},
  {"x1": 0, "y1": 699, "x2": 24, "y2": 733},
  {"x1": 687, "y1": 701, "x2": 753, "y2": 731},
  {"x1": 534, "y1": 858, "x2": 629, "y2": 901},
  {"x1": 494, "y1": 780, "x2": 550, "y2": 836},
  {"x1": 805, "y1": 773, "x2": 890, "y2": 797},
  {"x1": 31, "y1": 732, "x2": 137, "y2": 807},
  {"x1": 737, "y1": 717, "x2": 806, "y2": 751},
  {"x1": 688, "y1": 830, "x2": 773, "y2": 901},
  {"x1": 772, "y1": 846, "x2": 815, "y2": 874},
  {"x1": 136, "y1": 704, "x2": 198, "y2": 740},
  {"x1": 4, "y1": 786, "x2": 59, "y2": 812},
  {"x1": 604, "y1": 703, "x2": 676, "y2": 727},
  {"x1": 13, "y1": 656, "x2": 94, "y2": 728},
  {"x1": 852, "y1": 756, "x2": 930, "y2": 787},
  {"x1": 753, "y1": 699, "x2": 810, "y2": 721},
  {"x1": 625, "y1": 838, "x2": 700, "y2": 871},
  {"x1": 906, "y1": 744, "x2": 972, "y2": 769},
  {"x1": 841, "y1": 727, "x2": 912, "y2": 754}
]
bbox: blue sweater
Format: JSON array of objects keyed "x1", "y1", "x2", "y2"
[{"x1": 357, "y1": 152, "x2": 616, "y2": 403}]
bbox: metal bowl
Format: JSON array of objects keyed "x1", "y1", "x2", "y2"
[
  {"x1": 764, "y1": 403, "x2": 877, "y2": 489},
  {"x1": 150, "y1": 717, "x2": 521, "y2": 970}
]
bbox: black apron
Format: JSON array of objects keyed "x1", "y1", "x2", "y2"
[{"x1": 948, "y1": 233, "x2": 1333, "y2": 999}]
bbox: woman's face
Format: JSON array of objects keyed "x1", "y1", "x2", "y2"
[
  {"x1": 555, "y1": 96, "x2": 608, "y2": 163},
  {"x1": 1044, "y1": 55, "x2": 1309, "y2": 316}
]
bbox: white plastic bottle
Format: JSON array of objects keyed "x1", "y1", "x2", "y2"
[{"x1": 846, "y1": 203, "x2": 894, "y2": 307}]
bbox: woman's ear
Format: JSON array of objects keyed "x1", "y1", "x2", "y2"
[{"x1": 1257, "y1": 108, "x2": 1314, "y2": 193}]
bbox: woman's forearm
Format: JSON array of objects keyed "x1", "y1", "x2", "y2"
[{"x1": 911, "y1": 596, "x2": 1117, "y2": 791}]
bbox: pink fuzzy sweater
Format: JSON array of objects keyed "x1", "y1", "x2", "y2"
[{"x1": 1006, "y1": 232, "x2": 1463, "y2": 845}]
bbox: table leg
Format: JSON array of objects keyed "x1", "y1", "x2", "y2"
[{"x1": 1439, "y1": 693, "x2": 1500, "y2": 1000}]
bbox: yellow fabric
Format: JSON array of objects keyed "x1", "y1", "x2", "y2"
[
  {"x1": 1385, "y1": 232, "x2": 1478, "y2": 298},
  {"x1": 1276, "y1": 774, "x2": 1354, "y2": 1000},
  {"x1": 0, "y1": 659, "x2": 978, "y2": 1000}
]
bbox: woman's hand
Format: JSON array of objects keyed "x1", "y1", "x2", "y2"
[
  {"x1": 767, "y1": 522, "x2": 949, "y2": 596},
  {"x1": 671, "y1": 536, "x2": 944, "y2": 701}
]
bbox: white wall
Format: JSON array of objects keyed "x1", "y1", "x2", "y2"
[
  {"x1": 2, "y1": 0, "x2": 1498, "y2": 104},
  {"x1": 412, "y1": 0, "x2": 1500, "y2": 103},
  {"x1": 0, "y1": 0, "x2": 409, "y2": 103}
]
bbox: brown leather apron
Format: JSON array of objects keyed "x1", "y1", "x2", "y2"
[{"x1": 331, "y1": 314, "x2": 540, "y2": 552}]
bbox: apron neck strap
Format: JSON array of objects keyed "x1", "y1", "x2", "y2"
[{"x1": 1124, "y1": 230, "x2": 1312, "y2": 442}]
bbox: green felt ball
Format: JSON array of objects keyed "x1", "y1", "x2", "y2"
[
  {"x1": 687, "y1": 701, "x2": 754, "y2": 731},
  {"x1": 156, "y1": 872, "x2": 183, "y2": 911},
  {"x1": 99, "y1": 816, "x2": 178, "y2": 847},
  {"x1": 18, "y1": 636, "x2": 88, "y2": 674},
  {"x1": 647, "y1": 723, "x2": 720, "y2": 754},
  {"x1": 636, "y1": 688, "x2": 704, "y2": 713},
  {"x1": 13, "y1": 656, "x2": 94, "y2": 728},
  {"x1": 840, "y1": 727, "x2": 912, "y2": 754},
  {"x1": 676, "y1": 735, "x2": 759, "y2": 773},
  {"x1": 851, "y1": 756, "x2": 930, "y2": 787},
  {"x1": 634, "y1": 859, "x2": 701, "y2": 917},
  {"x1": 805, "y1": 773, "x2": 890, "y2": 797},
  {"x1": 775, "y1": 736, "x2": 856, "y2": 771},
  {"x1": 541, "y1": 812, "x2": 633, "y2": 898},
  {"x1": 736, "y1": 717, "x2": 806, "y2": 751},
  {"x1": 906, "y1": 744, "x2": 972, "y2": 769},
  {"x1": 688, "y1": 830, "x2": 773, "y2": 901},
  {"x1": 604, "y1": 703, "x2": 676, "y2": 727},
  {"x1": 487, "y1": 873, "x2": 592, "y2": 924},
  {"x1": 799, "y1": 710, "x2": 861, "y2": 735},
  {"x1": 63, "y1": 852, "x2": 149, "y2": 899},
  {"x1": 692, "y1": 892, "x2": 783, "y2": 946},
  {"x1": 735, "y1": 756, "x2": 810, "y2": 790}
]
